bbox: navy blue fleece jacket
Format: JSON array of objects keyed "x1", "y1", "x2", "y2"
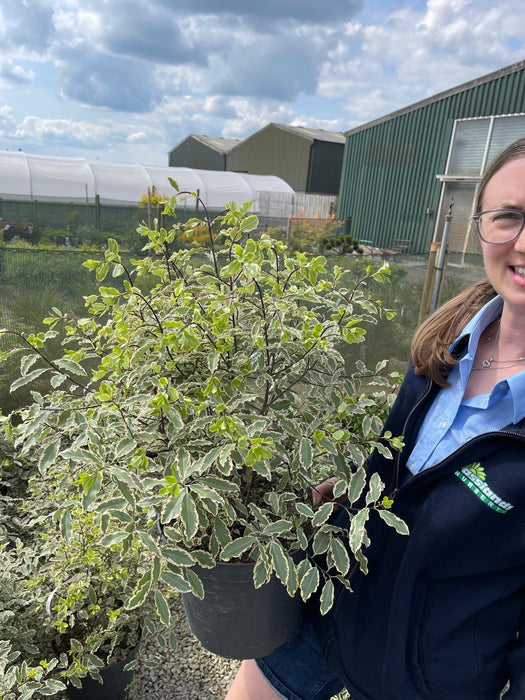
[{"x1": 310, "y1": 361, "x2": 525, "y2": 699}]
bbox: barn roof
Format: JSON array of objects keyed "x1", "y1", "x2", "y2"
[
  {"x1": 258, "y1": 123, "x2": 346, "y2": 144},
  {"x1": 170, "y1": 134, "x2": 240, "y2": 155}
]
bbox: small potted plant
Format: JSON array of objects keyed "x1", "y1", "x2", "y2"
[
  {"x1": 0, "y1": 429, "x2": 174, "y2": 699},
  {"x1": 1, "y1": 188, "x2": 406, "y2": 661}
]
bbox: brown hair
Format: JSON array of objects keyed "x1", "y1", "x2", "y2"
[
  {"x1": 411, "y1": 136, "x2": 525, "y2": 386},
  {"x1": 411, "y1": 279, "x2": 497, "y2": 385}
]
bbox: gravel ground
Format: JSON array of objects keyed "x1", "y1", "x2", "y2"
[
  {"x1": 127, "y1": 598, "x2": 354, "y2": 700},
  {"x1": 127, "y1": 598, "x2": 241, "y2": 700},
  {"x1": 57, "y1": 598, "x2": 347, "y2": 699}
]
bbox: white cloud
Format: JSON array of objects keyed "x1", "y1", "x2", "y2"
[
  {"x1": 317, "y1": 0, "x2": 525, "y2": 127},
  {"x1": 53, "y1": 8, "x2": 104, "y2": 44},
  {"x1": 12, "y1": 116, "x2": 115, "y2": 144},
  {"x1": 0, "y1": 0, "x2": 56, "y2": 55},
  {"x1": 6, "y1": 114, "x2": 161, "y2": 158},
  {"x1": 221, "y1": 100, "x2": 296, "y2": 139},
  {"x1": 127, "y1": 132, "x2": 147, "y2": 143},
  {"x1": 0, "y1": 0, "x2": 524, "y2": 164},
  {"x1": 153, "y1": 94, "x2": 294, "y2": 148},
  {"x1": 0, "y1": 105, "x2": 17, "y2": 138},
  {"x1": 0, "y1": 60, "x2": 34, "y2": 84},
  {"x1": 290, "y1": 115, "x2": 344, "y2": 132}
]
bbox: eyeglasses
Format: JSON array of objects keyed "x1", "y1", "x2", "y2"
[{"x1": 472, "y1": 208, "x2": 525, "y2": 244}]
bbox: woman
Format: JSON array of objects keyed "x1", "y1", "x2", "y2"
[{"x1": 226, "y1": 136, "x2": 525, "y2": 700}]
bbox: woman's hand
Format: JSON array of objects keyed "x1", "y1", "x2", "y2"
[{"x1": 312, "y1": 477, "x2": 346, "y2": 508}]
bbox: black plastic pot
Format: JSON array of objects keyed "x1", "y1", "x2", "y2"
[
  {"x1": 66, "y1": 648, "x2": 135, "y2": 700},
  {"x1": 182, "y1": 561, "x2": 304, "y2": 659}
]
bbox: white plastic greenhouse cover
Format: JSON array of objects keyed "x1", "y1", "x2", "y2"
[{"x1": 0, "y1": 151, "x2": 294, "y2": 212}]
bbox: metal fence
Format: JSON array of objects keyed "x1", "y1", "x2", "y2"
[{"x1": 0, "y1": 191, "x2": 339, "y2": 237}]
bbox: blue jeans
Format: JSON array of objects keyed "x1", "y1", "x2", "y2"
[{"x1": 256, "y1": 618, "x2": 345, "y2": 700}]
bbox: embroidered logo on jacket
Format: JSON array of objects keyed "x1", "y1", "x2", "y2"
[{"x1": 454, "y1": 463, "x2": 514, "y2": 514}]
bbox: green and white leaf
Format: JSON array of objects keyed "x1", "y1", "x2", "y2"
[
  {"x1": 365, "y1": 472, "x2": 383, "y2": 505},
  {"x1": 270, "y1": 541, "x2": 289, "y2": 586},
  {"x1": 220, "y1": 536, "x2": 257, "y2": 560},
  {"x1": 185, "y1": 568, "x2": 205, "y2": 599},
  {"x1": 349, "y1": 507, "x2": 370, "y2": 554},
  {"x1": 38, "y1": 438, "x2": 61, "y2": 473},
  {"x1": 180, "y1": 492, "x2": 199, "y2": 540},
  {"x1": 347, "y1": 468, "x2": 366, "y2": 504},
  {"x1": 330, "y1": 536, "x2": 350, "y2": 576},
  {"x1": 10, "y1": 367, "x2": 49, "y2": 393},
  {"x1": 378, "y1": 509, "x2": 410, "y2": 536},
  {"x1": 319, "y1": 579, "x2": 334, "y2": 615},
  {"x1": 312, "y1": 502, "x2": 334, "y2": 527},
  {"x1": 299, "y1": 565, "x2": 320, "y2": 602},
  {"x1": 154, "y1": 589, "x2": 171, "y2": 626}
]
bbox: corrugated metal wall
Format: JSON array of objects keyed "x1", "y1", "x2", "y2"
[
  {"x1": 338, "y1": 66, "x2": 525, "y2": 253},
  {"x1": 169, "y1": 139, "x2": 225, "y2": 170},
  {"x1": 227, "y1": 125, "x2": 311, "y2": 191}
]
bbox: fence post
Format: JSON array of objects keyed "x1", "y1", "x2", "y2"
[
  {"x1": 418, "y1": 241, "x2": 440, "y2": 325},
  {"x1": 286, "y1": 216, "x2": 293, "y2": 247},
  {"x1": 95, "y1": 194, "x2": 100, "y2": 230},
  {"x1": 429, "y1": 199, "x2": 454, "y2": 314}
]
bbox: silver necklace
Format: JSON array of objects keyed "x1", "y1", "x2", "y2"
[
  {"x1": 479, "y1": 319, "x2": 525, "y2": 369},
  {"x1": 481, "y1": 320, "x2": 500, "y2": 367}
]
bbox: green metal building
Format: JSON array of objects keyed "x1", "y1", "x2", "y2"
[{"x1": 338, "y1": 60, "x2": 525, "y2": 256}]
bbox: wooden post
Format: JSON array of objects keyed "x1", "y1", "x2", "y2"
[
  {"x1": 95, "y1": 194, "x2": 100, "y2": 230},
  {"x1": 418, "y1": 241, "x2": 440, "y2": 325},
  {"x1": 286, "y1": 216, "x2": 293, "y2": 247}
]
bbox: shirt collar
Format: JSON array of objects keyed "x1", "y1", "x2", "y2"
[
  {"x1": 450, "y1": 294, "x2": 503, "y2": 359},
  {"x1": 450, "y1": 294, "x2": 525, "y2": 424}
]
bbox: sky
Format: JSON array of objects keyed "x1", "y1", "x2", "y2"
[{"x1": 0, "y1": 0, "x2": 524, "y2": 167}]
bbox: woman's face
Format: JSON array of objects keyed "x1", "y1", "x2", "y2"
[{"x1": 480, "y1": 157, "x2": 525, "y2": 316}]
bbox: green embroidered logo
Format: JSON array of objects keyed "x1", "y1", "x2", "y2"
[{"x1": 454, "y1": 462, "x2": 514, "y2": 514}]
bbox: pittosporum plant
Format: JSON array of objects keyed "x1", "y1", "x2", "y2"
[{"x1": 1, "y1": 187, "x2": 406, "y2": 639}]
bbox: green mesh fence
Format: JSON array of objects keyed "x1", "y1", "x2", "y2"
[{"x1": 0, "y1": 248, "x2": 150, "y2": 414}]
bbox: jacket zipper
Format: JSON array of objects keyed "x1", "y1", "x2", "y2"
[{"x1": 391, "y1": 377, "x2": 434, "y2": 494}]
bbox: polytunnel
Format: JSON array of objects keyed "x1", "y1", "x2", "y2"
[{"x1": 0, "y1": 151, "x2": 295, "y2": 214}]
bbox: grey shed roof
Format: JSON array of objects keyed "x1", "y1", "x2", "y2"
[
  {"x1": 345, "y1": 59, "x2": 525, "y2": 136},
  {"x1": 264, "y1": 123, "x2": 346, "y2": 144},
  {"x1": 173, "y1": 134, "x2": 240, "y2": 154}
]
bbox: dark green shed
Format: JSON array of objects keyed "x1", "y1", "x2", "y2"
[
  {"x1": 169, "y1": 134, "x2": 240, "y2": 170},
  {"x1": 338, "y1": 60, "x2": 525, "y2": 256}
]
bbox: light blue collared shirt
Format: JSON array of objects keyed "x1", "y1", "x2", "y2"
[{"x1": 406, "y1": 295, "x2": 525, "y2": 475}]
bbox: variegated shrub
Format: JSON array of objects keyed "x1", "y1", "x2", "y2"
[{"x1": 1, "y1": 188, "x2": 407, "y2": 684}]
